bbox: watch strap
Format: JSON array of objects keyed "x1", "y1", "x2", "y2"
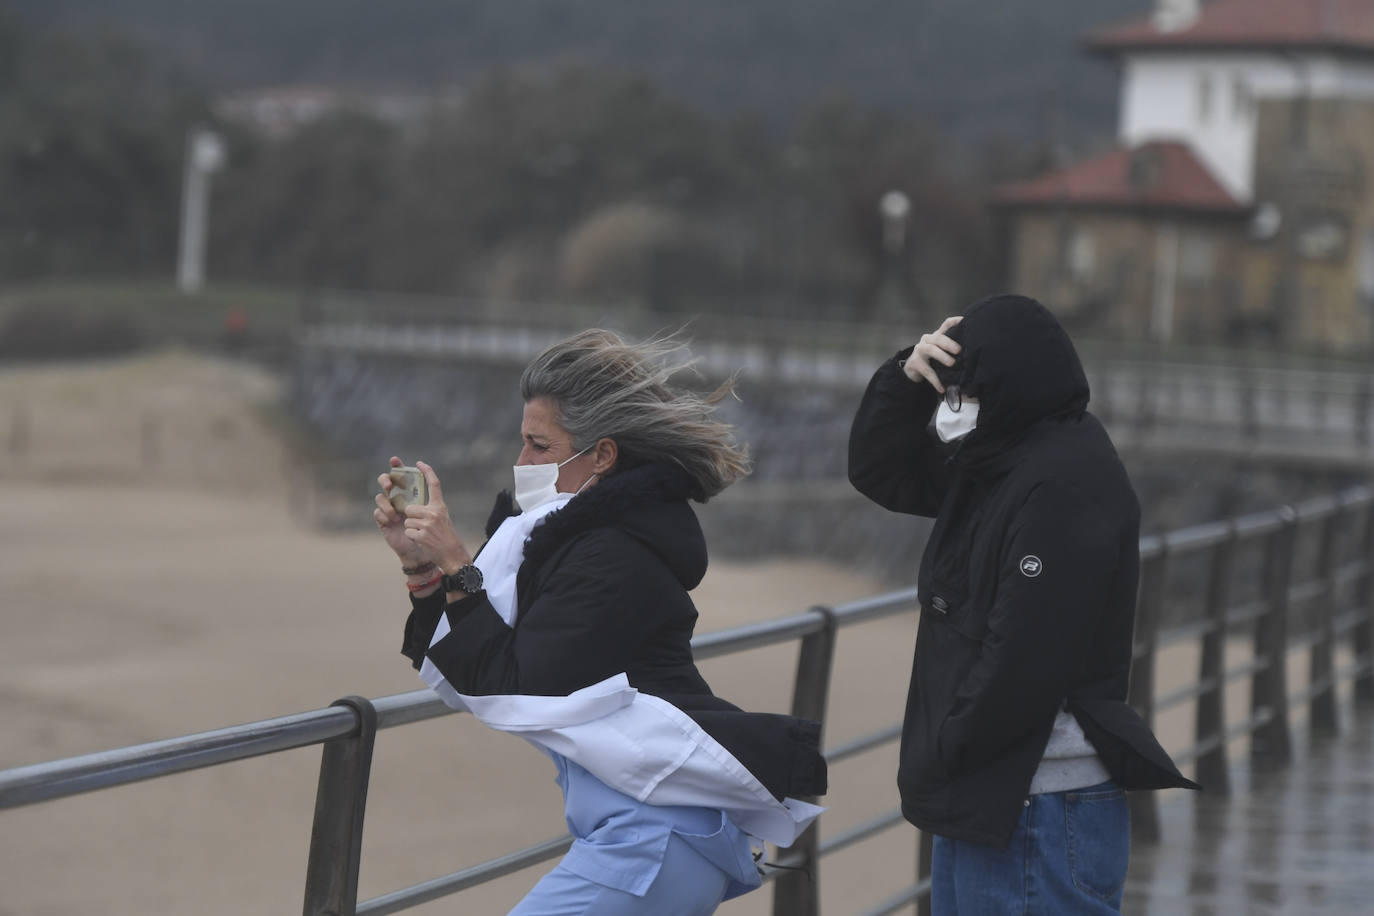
[{"x1": 442, "y1": 564, "x2": 484, "y2": 594}]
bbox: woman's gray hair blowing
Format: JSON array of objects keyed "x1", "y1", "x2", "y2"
[{"x1": 519, "y1": 329, "x2": 750, "y2": 501}]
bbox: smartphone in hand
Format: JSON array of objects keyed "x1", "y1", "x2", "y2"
[{"x1": 387, "y1": 466, "x2": 428, "y2": 512}]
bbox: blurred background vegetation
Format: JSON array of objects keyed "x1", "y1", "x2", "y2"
[{"x1": 0, "y1": 1, "x2": 1146, "y2": 340}]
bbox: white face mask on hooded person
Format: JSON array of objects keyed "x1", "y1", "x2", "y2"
[
  {"x1": 935, "y1": 400, "x2": 980, "y2": 443},
  {"x1": 512, "y1": 444, "x2": 596, "y2": 512}
]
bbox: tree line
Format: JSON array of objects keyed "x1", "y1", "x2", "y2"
[
  {"x1": 11, "y1": 0, "x2": 1141, "y2": 142},
  {"x1": 0, "y1": 13, "x2": 1068, "y2": 319}
]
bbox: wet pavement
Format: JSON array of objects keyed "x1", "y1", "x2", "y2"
[{"x1": 1125, "y1": 707, "x2": 1374, "y2": 915}]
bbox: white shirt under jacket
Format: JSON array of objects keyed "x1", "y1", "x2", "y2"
[{"x1": 417, "y1": 493, "x2": 824, "y2": 849}]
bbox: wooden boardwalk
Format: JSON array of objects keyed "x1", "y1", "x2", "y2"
[{"x1": 1126, "y1": 706, "x2": 1374, "y2": 915}]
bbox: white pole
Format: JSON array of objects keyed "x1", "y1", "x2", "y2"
[
  {"x1": 176, "y1": 127, "x2": 225, "y2": 294},
  {"x1": 879, "y1": 190, "x2": 911, "y2": 253}
]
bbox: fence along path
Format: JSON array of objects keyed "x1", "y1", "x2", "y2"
[
  {"x1": 299, "y1": 305, "x2": 1374, "y2": 471},
  {"x1": 2, "y1": 486, "x2": 1373, "y2": 915}
]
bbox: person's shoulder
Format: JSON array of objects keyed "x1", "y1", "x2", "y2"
[
  {"x1": 556, "y1": 523, "x2": 644, "y2": 561},
  {"x1": 1019, "y1": 420, "x2": 1134, "y2": 497},
  {"x1": 1025, "y1": 414, "x2": 1120, "y2": 466},
  {"x1": 557, "y1": 522, "x2": 686, "y2": 575}
]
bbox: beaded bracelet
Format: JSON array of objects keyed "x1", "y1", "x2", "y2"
[
  {"x1": 405, "y1": 572, "x2": 443, "y2": 593},
  {"x1": 401, "y1": 560, "x2": 436, "y2": 576}
]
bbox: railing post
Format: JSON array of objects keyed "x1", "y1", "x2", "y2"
[
  {"x1": 1309, "y1": 512, "x2": 1342, "y2": 736},
  {"x1": 303, "y1": 696, "x2": 378, "y2": 916},
  {"x1": 1251, "y1": 509, "x2": 1296, "y2": 766},
  {"x1": 1357, "y1": 502, "x2": 1374, "y2": 704},
  {"x1": 1128, "y1": 546, "x2": 1169, "y2": 843},
  {"x1": 1136, "y1": 372, "x2": 1155, "y2": 436},
  {"x1": 1356, "y1": 374, "x2": 1372, "y2": 450},
  {"x1": 1241, "y1": 372, "x2": 1259, "y2": 442},
  {"x1": 1195, "y1": 524, "x2": 1236, "y2": 795},
  {"x1": 773, "y1": 606, "x2": 837, "y2": 916}
]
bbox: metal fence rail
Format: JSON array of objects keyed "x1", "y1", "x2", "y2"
[
  {"x1": 293, "y1": 299, "x2": 1374, "y2": 470},
  {"x1": 3, "y1": 489, "x2": 1373, "y2": 916},
  {"x1": 300, "y1": 319, "x2": 1374, "y2": 454}
]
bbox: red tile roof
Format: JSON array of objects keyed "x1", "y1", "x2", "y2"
[
  {"x1": 991, "y1": 141, "x2": 1249, "y2": 215},
  {"x1": 1085, "y1": 0, "x2": 1374, "y2": 55}
]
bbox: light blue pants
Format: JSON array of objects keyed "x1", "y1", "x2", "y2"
[
  {"x1": 507, "y1": 830, "x2": 731, "y2": 916},
  {"x1": 505, "y1": 754, "x2": 757, "y2": 915},
  {"x1": 931, "y1": 780, "x2": 1130, "y2": 915}
]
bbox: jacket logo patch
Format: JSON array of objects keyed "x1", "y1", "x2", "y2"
[{"x1": 1019, "y1": 555, "x2": 1043, "y2": 578}]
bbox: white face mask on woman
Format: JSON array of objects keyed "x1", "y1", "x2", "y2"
[
  {"x1": 512, "y1": 444, "x2": 595, "y2": 512},
  {"x1": 935, "y1": 400, "x2": 980, "y2": 443}
]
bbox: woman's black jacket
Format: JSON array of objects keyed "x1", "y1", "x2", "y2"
[
  {"x1": 400, "y1": 462, "x2": 826, "y2": 804},
  {"x1": 848, "y1": 294, "x2": 1197, "y2": 848}
]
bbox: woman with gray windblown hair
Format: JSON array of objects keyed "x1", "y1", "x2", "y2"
[{"x1": 374, "y1": 329, "x2": 827, "y2": 915}]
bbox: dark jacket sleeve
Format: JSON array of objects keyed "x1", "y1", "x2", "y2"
[
  {"x1": 666, "y1": 694, "x2": 829, "y2": 800},
  {"x1": 936, "y1": 481, "x2": 1122, "y2": 775},
  {"x1": 848, "y1": 347, "x2": 951, "y2": 518},
  {"x1": 400, "y1": 589, "x2": 481, "y2": 670},
  {"x1": 422, "y1": 528, "x2": 677, "y2": 696},
  {"x1": 401, "y1": 497, "x2": 513, "y2": 670}
]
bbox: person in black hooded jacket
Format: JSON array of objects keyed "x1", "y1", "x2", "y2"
[
  {"x1": 848, "y1": 295, "x2": 1197, "y2": 914},
  {"x1": 374, "y1": 329, "x2": 826, "y2": 916}
]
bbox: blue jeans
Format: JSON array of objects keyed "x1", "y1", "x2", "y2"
[{"x1": 931, "y1": 781, "x2": 1129, "y2": 915}]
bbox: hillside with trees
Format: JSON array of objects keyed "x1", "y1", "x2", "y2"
[
  {"x1": 14, "y1": 0, "x2": 1146, "y2": 141},
  {"x1": 1, "y1": 2, "x2": 1152, "y2": 320}
]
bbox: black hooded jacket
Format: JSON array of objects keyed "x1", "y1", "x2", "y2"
[
  {"x1": 848, "y1": 294, "x2": 1196, "y2": 848},
  {"x1": 400, "y1": 461, "x2": 827, "y2": 804}
]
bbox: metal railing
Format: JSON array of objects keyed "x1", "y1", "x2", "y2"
[
  {"x1": 1124, "y1": 485, "x2": 1374, "y2": 838},
  {"x1": 297, "y1": 313, "x2": 1374, "y2": 474},
  {"x1": 3, "y1": 487, "x2": 1373, "y2": 915},
  {"x1": 1091, "y1": 360, "x2": 1374, "y2": 465}
]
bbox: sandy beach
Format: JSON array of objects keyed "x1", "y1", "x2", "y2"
[{"x1": 0, "y1": 350, "x2": 1248, "y2": 915}]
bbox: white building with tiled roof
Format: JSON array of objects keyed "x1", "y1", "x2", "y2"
[
  {"x1": 1084, "y1": 0, "x2": 1374, "y2": 201},
  {"x1": 993, "y1": 0, "x2": 1374, "y2": 352}
]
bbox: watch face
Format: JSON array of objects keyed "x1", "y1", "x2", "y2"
[
  {"x1": 462, "y1": 566, "x2": 483, "y2": 591},
  {"x1": 443, "y1": 565, "x2": 483, "y2": 593},
  {"x1": 446, "y1": 565, "x2": 482, "y2": 592}
]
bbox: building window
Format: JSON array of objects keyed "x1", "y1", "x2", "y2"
[
  {"x1": 1057, "y1": 223, "x2": 1095, "y2": 283},
  {"x1": 1179, "y1": 235, "x2": 1214, "y2": 285},
  {"x1": 1231, "y1": 75, "x2": 1253, "y2": 120},
  {"x1": 1128, "y1": 146, "x2": 1163, "y2": 190},
  {"x1": 1296, "y1": 212, "x2": 1350, "y2": 261},
  {"x1": 1358, "y1": 230, "x2": 1374, "y2": 304},
  {"x1": 1069, "y1": 230, "x2": 1095, "y2": 282},
  {"x1": 1197, "y1": 73, "x2": 1214, "y2": 123}
]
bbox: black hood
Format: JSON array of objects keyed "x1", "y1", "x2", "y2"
[
  {"x1": 499, "y1": 462, "x2": 709, "y2": 590},
  {"x1": 938, "y1": 294, "x2": 1089, "y2": 463}
]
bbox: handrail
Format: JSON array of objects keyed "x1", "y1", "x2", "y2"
[
  {"x1": 0, "y1": 589, "x2": 921, "y2": 811},
  {"x1": 3, "y1": 488, "x2": 1373, "y2": 916},
  {"x1": 0, "y1": 705, "x2": 359, "y2": 809}
]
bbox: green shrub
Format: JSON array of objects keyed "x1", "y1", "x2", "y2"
[{"x1": 0, "y1": 302, "x2": 146, "y2": 359}]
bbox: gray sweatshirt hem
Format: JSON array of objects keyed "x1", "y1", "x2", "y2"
[{"x1": 1028, "y1": 709, "x2": 1112, "y2": 795}]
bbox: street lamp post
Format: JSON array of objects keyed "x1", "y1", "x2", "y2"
[
  {"x1": 880, "y1": 189, "x2": 911, "y2": 254},
  {"x1": 872, "y1": 189, "x2": 916, "y2": 323},
  {"x1": 176, "y1": 126, "x2": 226, "y2": 294}
]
